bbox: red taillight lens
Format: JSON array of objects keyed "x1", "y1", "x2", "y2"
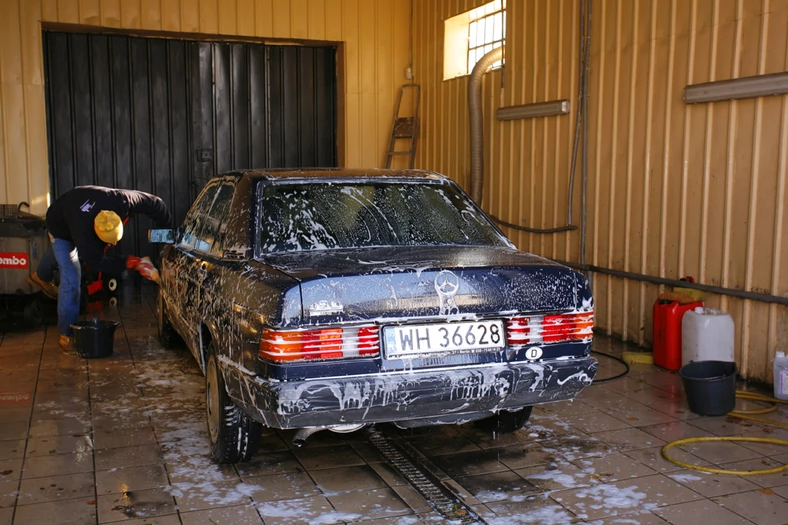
[
  {"x1": 506, "y1": 312, "x2": 594, "y2": 346},
  {"x1": 357, "y1": 326, "x2": 380, "y2": 356},
  {"x1": 259, "y1": 326, "x2": 380, "y2": 362}
]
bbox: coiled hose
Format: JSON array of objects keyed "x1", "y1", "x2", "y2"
[{"x1": 661, "y1": 391, "x2": 788, "y2": 475}]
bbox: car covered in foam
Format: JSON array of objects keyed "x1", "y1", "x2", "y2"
[{"x1": 156, "y1": 168, "x2": 597, "y2": 463}]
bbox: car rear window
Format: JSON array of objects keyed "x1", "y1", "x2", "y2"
[{"x1": 259, "y1": 181, "x2": 508, "y2": 252}]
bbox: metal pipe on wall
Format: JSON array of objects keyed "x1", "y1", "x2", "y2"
[{"x1": 468, "y1": 46, "x2": 504, "y2": 205}]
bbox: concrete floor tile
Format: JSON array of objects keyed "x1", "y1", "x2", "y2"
[
  {"x1": 591, "y1": 427, "x2": 668, "y2": 451},
  {"x1": 243, "y1": 471, "x2": 321, "y2": 502},
  {"x1": 712, "y1": 489, "x2": 788, "y2": 525},
  {"x1": 12, "y1": 498, "x2": 96, "y2": 525},
  {"x1": 653, "y1": 499, "x2": 753, "y2": 525},
  {"x1": 24, "y1": 433, "x2": 92, "y2": 458},
  {"x1": 234, "y1": 451, "x2": 304, "y2": 479},
  {"x1": 570, "y1": 452, "x2": 658, "y2": 483},
  {"x1": 425, "y1": 449, "x2": 510, "y2": 478},
  {"x1": 326, "y1": 487, "x2": 411, "y2": 521},
  {"x1": 686, "y1": 416, "x2": 767, "y2": 437},
  {"x1": 485, "y1": 493, "x2": 577, "y2": 524},
  {"x1": 0, "y1": 507, "x2": 11, "y2": 525},
  {"x1": 171, "y1": 479, "x2": 253, "y2": 512},
  {"x1": 714, "y1": 457, "x2": 788, "y2": 488},
  {"x1": 538, "y1": 434, "x2": 613, "y2": 462},
  {"x1": 623, "y1": 446, "x2": 714, "y2": 474},
  {"x1": 0, "y1": 406, "x2": 32, "y2": 424},
  {"x1": 493, "y1": 442, "x2": 561, "y2": 470},
  {"x1": 454, "y1": 470, "x2": 539, "y2": 503},
  {"x1": 95, "y1": 444, "x2": 163, "y2": 471},
  {"x1": 99, "y1": 515, "x2": 181, "y2": 525},
  {"x1": 96, "y1": 487, "x2": 175, "y2": 523},
  {"x1": 93, "y1": 427, "x2": 157, "y2": 450},
  {"x1": 292, "y1": 444, "x2": 366, "y2": 471},
  {"x1": 515, "y1": 459, "x2": 599, "y2": 491},
  {"x1": 22, "y1": 451, "x2": 93, "y2": 479},
  {"x1": 27, "y1": 418, "x2": 90, "y2": 438},
  {"x1": 639, "y1": 420, "x2": 714, "y2": 442},
  {"x1": 255, "y1": 495, "x2": 336, "y2": 525},
  {"x1": 16, "y1": 471, "x2": 94, "y2": 506},
  {"x1": 588, "y1": 510, "x2": 672, "y2": 525},
  {"x1": 0, "y1": 422, "x2": 28, "y2": 441},
  {"x1": 96, "y1": 463, "x2": 169, "y2": 495},
  {"x1": 665, "y1": 469, "x2": 760, "y2": 498},
  {"x1": 180, "y1": 504, "x2": 264, "y2": 524},
  {"x1": 676, "y1": 439, "x2": 764, "y2": 465},
  {"x1": 562, "y1": 408, "x2": 633, "y2": 434},
  {"x1": 0, "y1": 458, "x2": 22, "y2": 481},
  {"x1": 389, "y1": 485, "x2": 431, "y2": 514},
  {"x1": 0, "y1": 479, "x2": 18, "y2": 508},
  {"x1": 309, "y1": 465, "x2": 387, "y2": 493},
  {"x1": 550, "y1": 474, "x2": 703, "y2": 521}
]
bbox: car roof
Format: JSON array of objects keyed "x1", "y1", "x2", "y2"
[{"x1": 221, "y1": 168, "x2": 451, "y2": 183}]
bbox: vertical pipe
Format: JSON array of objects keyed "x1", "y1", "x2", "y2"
[
  {"x1": 659, "y1": 0, "x2": 677, "y2": 282},
  {"x1": 700, "y1": 0, "x2": 720, "y2": 284},
  {"x1": 580, "y1": 0, "x2": 591, "y2": 267},
  {"x1": 678, "y1": 0, "x2": 698, "y2": 278},
  {"x1": 467, "y1": 46, "x2": 503, "y2": 204},
  {"x1": 606, "y1": 0, "x2": 622, "y2": 336}
]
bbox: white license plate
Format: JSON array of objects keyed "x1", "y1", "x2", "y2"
[{"x1": 383, "y1": 320, "x2": 505, "y2": 358}]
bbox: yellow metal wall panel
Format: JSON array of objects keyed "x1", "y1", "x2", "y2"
[
  {"x1": 141, "y1": 0, "x2": 162, "y2": 29},
  {"x1": 180, "y1": 0, "x2": 199, "y2": 32},
  {"x1": 161, "y1": 0, "x2": 180, "y2": 31},
  {"x1": 271, "y1": 0, "x2": 290, "y2": 38},
  {"x1": 120, "y1": 0, "x2": 141, "y2": 28},
  {"x1": 58, "y1": 0, "x2": 79, "y2": 23},
  {"x1": 342, "y1": 0, "x2": 358, "y2": 94},
  {"x1": 217, "y1": 0, "x2": 236, "y2": 34},
  {"x1": 42, "y1": 0, "x2": 58, "y2": 22},
  {"x1": 307, "y1": 0, "x2": 325, "y2": 40},
  {"x1": 20, "y1": 0, "x2": 43, "y2": 86},
  {"x1": 412, "y1": 0, "x2": 788, "y2": 380},
  {"x1": 101, "y1": 0, "x2": 121, "y2": 26},
  {"x1": 24, "y1": 84, "x2": 49, "y2": 211},
  {"x1": 79, "y1": 0, "x2": 101, "y2": 24},
  {"x1": 254, "y1": 0, "x2": 273, "y2": 36},
  {"x1": 237, "y1": 0, "x2": 255, "y2": 35},
  {"x1": 290, "y1": 0, "x2": 307, "y2": 38},
  {"x1": 199, "y1": 0, "x2": 218, "y2": 34},
  {"x1": 2, "y1": 84, "x2": 29, "y2": 204},
  {"x1": 324, "y1": 0, "x2": 341, "y2": 41}
]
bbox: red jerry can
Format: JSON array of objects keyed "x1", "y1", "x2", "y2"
[{"x1": 652, "y1": 299, "x2": 704, "y2": 371}]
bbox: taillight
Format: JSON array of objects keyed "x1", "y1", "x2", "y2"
[
  {"x1": 506, "y1": 311, "x2": 594, "y2": 347},
  {"x1": 259, "y1": 325, "x2": 380, "y2": 362}
]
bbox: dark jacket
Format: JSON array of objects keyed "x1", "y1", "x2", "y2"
[{"x1": 46, "y1": 186, "x2": 172, "y2": 275}]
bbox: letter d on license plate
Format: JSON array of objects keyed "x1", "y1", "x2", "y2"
[{"x1": 383, "y1": 320, "x2": 505, "y2": 358}]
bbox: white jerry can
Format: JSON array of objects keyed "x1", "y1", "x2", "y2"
[{"x1": 681, "y1": 307, "x2": 735, "y2": 367}]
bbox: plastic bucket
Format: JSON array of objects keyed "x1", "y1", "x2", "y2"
[
  {"x1": 71, "y1": 319, "x2": 119, "y2": 358},
  {"x1": 679, "y1": 360, "x2": 738, "y2": 416}
]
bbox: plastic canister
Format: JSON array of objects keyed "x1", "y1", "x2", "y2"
[
  {"x1": 653, "y1": 299, "x2": 704, "y2": 371},
  {"x1": 681, "y1": 307, "x2": 734, "y2": 367},
  {"x1": 775, "y1": 351, "x2": 788, "y2": 401}
]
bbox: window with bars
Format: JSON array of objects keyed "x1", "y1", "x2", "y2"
[
  {"x1": 444, "y1": 0, "x2": 506, "y2": 80},
  {"x1": 467, "y1": 0, "x2": 506, "y2": 74}
]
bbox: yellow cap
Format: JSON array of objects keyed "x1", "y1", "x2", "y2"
[{"x1": 94, "y1": 210, "x2": 124, "y2": 244}]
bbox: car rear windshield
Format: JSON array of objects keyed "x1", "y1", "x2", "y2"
[{"x1": 259, "y1": 181, "x2": 508, "y2": 253}]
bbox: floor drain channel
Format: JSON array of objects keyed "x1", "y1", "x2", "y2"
[{"x1": 366, "y1": 427, "x2": 485, "y2": 525}]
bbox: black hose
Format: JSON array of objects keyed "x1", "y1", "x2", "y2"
[
  {"x1": 590, "y1": 350, "x2": 630, "y2": 383},
  {"x1": 490, "y1": 215, "x2": 578, "y2": 234}
]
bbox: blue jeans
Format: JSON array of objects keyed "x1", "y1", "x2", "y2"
[{"x1": 39, "y1": 239, "x2": 81, "y2": 336}]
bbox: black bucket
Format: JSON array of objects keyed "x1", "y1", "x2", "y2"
[
  {"x1": 71, "y1": 319, "x2": 119, "y2": 359},
  {"x1": 679, "y1": 360, "x2": 738, "y2": 416}
]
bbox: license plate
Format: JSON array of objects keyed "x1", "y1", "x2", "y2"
[{"x1": 383, "y1": 320, "x2": 505, "y2": 358}]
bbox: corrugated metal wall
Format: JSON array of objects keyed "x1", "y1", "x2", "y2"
[
  {"x1": 413, "y1": 0, "x2": 788, "y2": 382},
  {"x1": 0, "y1": 0, "x2": 410, "y2": 213}
]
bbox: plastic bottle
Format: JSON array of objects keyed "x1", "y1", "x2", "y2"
[{"x1": 775, "y1": 351, "x2": 788, "y2": 401}]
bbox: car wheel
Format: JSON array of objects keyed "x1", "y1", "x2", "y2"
[
  {"x1": 205, "y1": 349, "x2": 262, "y2": 463},
  {"x1": 157, "y1": 289, "x2": 179, "y2": 349},
  {"x1": 477, "y1": 406, "x2": 533, "y2": 433}
]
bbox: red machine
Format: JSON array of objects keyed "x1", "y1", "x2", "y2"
[{"x1": 653, "y1": 299, "x2": 703, "y2": 370}]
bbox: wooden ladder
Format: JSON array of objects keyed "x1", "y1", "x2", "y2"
[{"x1": 384, "y1": 84, "x2": 421, "y2": 168}]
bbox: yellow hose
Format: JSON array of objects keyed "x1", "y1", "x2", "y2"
[{"x1": 660, "y1": 391, "x2": 788, "y2": 476}]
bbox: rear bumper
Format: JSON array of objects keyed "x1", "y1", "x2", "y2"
[{"x1": 224, "y1": 356, "x2": 598, "y2": 429}]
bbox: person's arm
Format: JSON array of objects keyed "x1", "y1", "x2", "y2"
[{"x1": 124, "y1": 190, "x2": 173, "y2": 226}]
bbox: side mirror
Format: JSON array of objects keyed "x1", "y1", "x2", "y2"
[{"x1": 148, "y1": 228, "x2": 175, "y2": 244}]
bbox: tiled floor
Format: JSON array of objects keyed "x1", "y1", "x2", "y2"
[{"x1": 1, "y1": 285, "x2": 787, "y2": 524}]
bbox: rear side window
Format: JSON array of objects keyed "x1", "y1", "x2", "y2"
[
  {"x1": 259, "y1": 181, "x2": 508, "y2": 253},
  {"x1": 179, "y1": 183, "x2": 218, "y2": 249}
]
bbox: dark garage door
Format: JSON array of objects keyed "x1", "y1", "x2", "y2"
[{"x1": 43, "y1": 31, "x2": 338, "y2": 260}]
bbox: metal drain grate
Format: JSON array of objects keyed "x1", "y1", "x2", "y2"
[{"x1": 366, "y1": 427, "x2": 485, "y2": 524}]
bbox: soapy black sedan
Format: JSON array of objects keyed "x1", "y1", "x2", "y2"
[{"x1": 155, "y1": 169, "x2": 597, "y2": 463}]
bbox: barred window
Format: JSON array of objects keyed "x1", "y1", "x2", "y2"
[{"x1": 444, "y1": 0, "x2": 506, "y2": 80}]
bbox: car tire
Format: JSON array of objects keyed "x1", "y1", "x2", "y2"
[
  {"x1": 157, "y1": 289, "x2": 179, "y2": 349},
  {"x1": 205, "y1": 349, "x2": 262, "y2": 464},
  {"x1": 477, "y1": 406, "x2": 533, "y2": 433}
]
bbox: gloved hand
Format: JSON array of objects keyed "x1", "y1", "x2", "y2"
[{"x1": 126, "y1": 255, "x2": 160, "y2": 283}]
